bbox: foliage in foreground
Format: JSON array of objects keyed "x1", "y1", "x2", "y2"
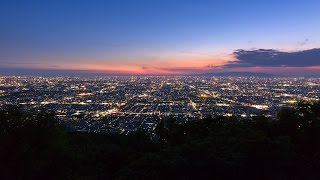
[{"x1": 0, "y1": 102, "x2": 320, "y2": 180}]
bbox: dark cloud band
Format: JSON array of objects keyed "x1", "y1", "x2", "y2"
[{"x1": 226, "y1": 48, "x2": 320, "y2": 68}]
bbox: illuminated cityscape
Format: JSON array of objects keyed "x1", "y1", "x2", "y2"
[
  {"x1": 2, "y1": 0, "x2": 320, "y2": 178},
  {"x1": 1, "y1": 76, "x2": 319, "y2": 135}
]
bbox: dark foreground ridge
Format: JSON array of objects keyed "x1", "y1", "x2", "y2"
[{"x1": 1, "y1": 101, "x2": 320, "y2": 180}]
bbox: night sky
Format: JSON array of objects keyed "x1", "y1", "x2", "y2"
[{"x1": 1, "y1": 0, "x2": 320, "y2": 75}]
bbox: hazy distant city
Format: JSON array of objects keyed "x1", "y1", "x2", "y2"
[{"x1": 0, "y1": 76, "x2": 319, "y2": 135}]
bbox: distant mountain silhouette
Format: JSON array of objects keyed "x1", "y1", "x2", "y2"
[{"x1": 199, "y1": 72, "x2": 278, "y2": 77}]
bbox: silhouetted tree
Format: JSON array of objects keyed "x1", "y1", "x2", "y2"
[{"x1": 1, "y1": 102, "x2": 320, "y2": 179}]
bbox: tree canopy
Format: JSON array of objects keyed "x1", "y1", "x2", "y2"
[{"x1": 0, "y1": 102, "x2": 320, "y2": 179}]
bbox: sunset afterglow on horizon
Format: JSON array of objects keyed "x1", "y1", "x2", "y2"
[{"x1": 1, "y1": 0, "x2": 320, "y2": 76}]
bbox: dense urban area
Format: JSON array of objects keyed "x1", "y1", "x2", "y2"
[
  {"x1": 1, "y1": 76, "x2": 320, "y2": 179},
  {"x1": 0, "y1": 76, "x2": 319, "y2": 135}
]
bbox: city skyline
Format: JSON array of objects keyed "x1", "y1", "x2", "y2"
[
  {"x1": 1, "y1": 0, "x2": 320, "y2": 76},
  {"x1": 1, "y1": 76, "x2": 319, "y2": 134}
]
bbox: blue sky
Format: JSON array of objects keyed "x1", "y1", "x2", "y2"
[{"x1": 0, "y1": 0, "x2": 320, "y2": 75}]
